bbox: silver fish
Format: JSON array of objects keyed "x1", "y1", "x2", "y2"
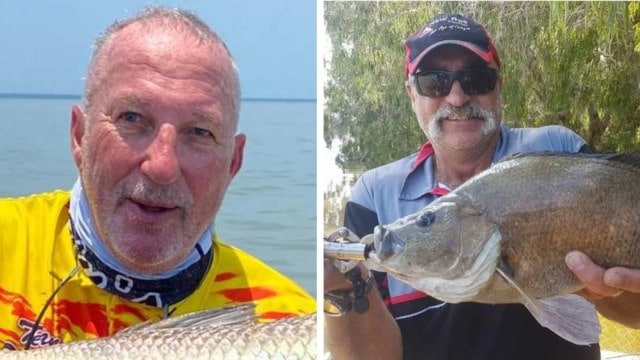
[
  {"x1": 363, "y1": 152, "x2": 640, "y2": 345},
  {"x1": 3, "y1": 305, "x2": 317, "y2": 359}
]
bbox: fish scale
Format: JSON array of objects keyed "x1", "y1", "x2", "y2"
[{"x1": 2, "y1": 305, "x2": 317, "y2": 359}]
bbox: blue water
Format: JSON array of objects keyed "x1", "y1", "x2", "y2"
[{"x1": 0, "y1": 97, "x2": 316, "y2": 296}]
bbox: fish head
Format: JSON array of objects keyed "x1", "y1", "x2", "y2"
[{"x1": 364, "y1": 197, "x2": 499, "y2": 280}]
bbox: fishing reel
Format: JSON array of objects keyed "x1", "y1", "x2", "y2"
[{"x1": 324, "y1": 227, "x2": 374, "y2": 316}]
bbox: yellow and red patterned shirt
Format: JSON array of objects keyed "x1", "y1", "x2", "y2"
[{"x1": 0, "y1": 191, "x2": 315, "y2": 350}]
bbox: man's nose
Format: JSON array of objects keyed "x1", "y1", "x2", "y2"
[
  {"x1": 141, "y1": 124, "x2": 180, "y2": 185},
  {"x1": 445, "y1": 80, "x2": 470, "y2": 107}
]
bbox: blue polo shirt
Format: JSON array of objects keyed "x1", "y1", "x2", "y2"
[{"x1": 345, "y1": 124, "x2": 598, "y2": 360}]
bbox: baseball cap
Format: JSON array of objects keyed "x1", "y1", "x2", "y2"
[{"x1": 404, "y1": 13, "x2": 501, "y2": 77}]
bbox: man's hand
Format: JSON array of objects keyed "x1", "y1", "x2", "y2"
[
  {"x1": 566, "y1": 250, "x2": 640, "y2": 328},
  {"x1": 324, "y1": 258, "x2": 402, "y2": 360},
  {"x1": 324, "y1": 258, "x2": 369, "y2": 292}
]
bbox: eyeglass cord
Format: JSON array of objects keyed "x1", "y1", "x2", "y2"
[{"x1": 24, "y1": 264, "x2": 80, "y2": 350}]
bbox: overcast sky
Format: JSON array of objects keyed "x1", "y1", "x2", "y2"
[{"x1": 0, "y1": 0, "x2": 316, "y2": 100}]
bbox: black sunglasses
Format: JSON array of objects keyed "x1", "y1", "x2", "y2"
[{"x1": 411, "y1": 67, "x2": 499, "y2": 97}]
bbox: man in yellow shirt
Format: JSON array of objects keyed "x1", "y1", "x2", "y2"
[{"x1": 0, "y1": 6, "x2": 314, "y2": 351}]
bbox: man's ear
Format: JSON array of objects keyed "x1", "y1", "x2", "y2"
[
  {"x1": 70, "y1": 105, "x2": 85, "y2": 170},
  {"x1": 229, "y1": 133, "x2": 246, "y2": 178}
]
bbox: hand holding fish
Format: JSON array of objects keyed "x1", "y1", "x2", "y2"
[
  {"x1": 567, "y1": 250, "x2": 640, "y2": 328},
  {"x1": 324, "y1": 262, "x2": 402, "y2": 360},
  {"x1": 323, "y1": 229, "x2": 372, "y2": 294},
  {"x1": 324, "y1": 232, "x2": 402, "y2": 360},
  {"x1": 362, "y1": 152, "x2": 640, "y2": 345},
  {"x1": 324, "y1": 258, "x2": 363, "y2": 293}
]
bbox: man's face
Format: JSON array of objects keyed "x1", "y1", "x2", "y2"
[
  {"x1": 407, "y1": 45, "x2": 502, "y2": 152},
  {"x1": 71, "y1": 24, "x2": 245, "y2": 274}
]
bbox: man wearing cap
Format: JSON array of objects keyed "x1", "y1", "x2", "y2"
[{"x1": 325, "y1": 13, "x2": 640, "y2": 360}]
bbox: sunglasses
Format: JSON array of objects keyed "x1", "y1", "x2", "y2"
[{"x1": 411, "y1": 67, "x2": 499, "y2": 97}]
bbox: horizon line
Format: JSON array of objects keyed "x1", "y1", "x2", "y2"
[{"x1": 0, "y1": 92, "x2": 316, "y2": 103}]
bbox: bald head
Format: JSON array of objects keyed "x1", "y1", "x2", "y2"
[{"x1": 84, "y1": 6, "x2": 241, "y2": 129}]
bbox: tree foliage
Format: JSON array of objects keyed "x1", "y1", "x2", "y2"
[{"x1": 324, "y1": 1, "x2": 640, "y2": 170}]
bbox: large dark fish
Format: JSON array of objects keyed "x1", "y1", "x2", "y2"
[
  {"x1": 362, "y1": 152, "x2": 640, "y2": 345},
  {"x1": 2, "y1": 304, "x2": 317, "y2": 359}
]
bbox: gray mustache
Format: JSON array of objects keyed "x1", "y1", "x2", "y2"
[
  {"x1": 125, "y1": 181, "x2": 193, "y2": 208},
  {"x1": 433, "y1": 103, "x2": 493, "y2": 122}
]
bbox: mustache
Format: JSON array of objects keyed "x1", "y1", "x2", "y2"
[
  {"x1": 431, "y1": 103, "x2": 495, "y2": 123},
  {"x1": 426, "y1": 103, "x2": 498, "y2": 139},
  {"x1": 121, "y1": 180, "x2": 193, "y2": 208}
]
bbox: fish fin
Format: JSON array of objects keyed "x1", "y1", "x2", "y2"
[
  {"x1": 496, "y1": 267, "x2": 600, "y2": 345},
  {"x1": 116, "y1": 320, "x2": 152, "y2": 335},
  {"x1": 498, "y1": 257, "x2": 515, "y2": 279},
  {"x1": 500, "y1": 150, "x2": 640, "y2": 168},
  {"x1": 116, "y1": 303, "x2": 258, "y2": 336},
  {"x1": 598, "y1": 151, "x2": 640, "y2": 167},
  {"x1": 531, "y1": 295, "x2": 600, "y2": 345},
  {"x1": 498, "y1": 151, "x2": 572, "y2": 162}
]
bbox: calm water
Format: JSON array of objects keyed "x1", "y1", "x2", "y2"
[{"x1": 0, "y1": 97, "x2": 316, "y2": 296}]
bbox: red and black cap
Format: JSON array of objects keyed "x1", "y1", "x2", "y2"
[{"x1": 404, "y1": 13, "x2": 501, "y2": 77}]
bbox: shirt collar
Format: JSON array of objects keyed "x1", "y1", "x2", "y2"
[
  {"x1": 400, "y1": 141, "x2": 438, "y2": 200},
  {"x1": 411, "y1": 141, "x2": 434, "y2": 172}
]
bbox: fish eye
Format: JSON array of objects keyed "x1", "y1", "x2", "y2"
[{"x1": 416, "y1": 211, "x2": 436, "y2": 227}]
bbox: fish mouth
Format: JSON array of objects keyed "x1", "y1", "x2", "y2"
[
  {"x1": 362, "y1": 232, "x2": 408, "y2": 275},
  {"x1": 368, "y1": 226, "x2": 406, "y2": 263}
]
